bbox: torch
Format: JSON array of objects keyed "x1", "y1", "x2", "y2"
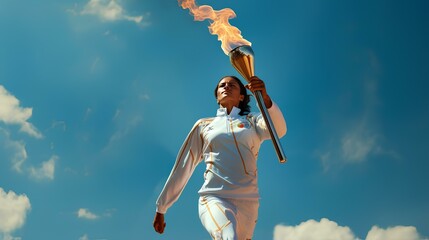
[{"x1": 229, "y1": 45, "x2": 287, "y2": 163}]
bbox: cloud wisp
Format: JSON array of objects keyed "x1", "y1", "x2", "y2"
[
  {"x1": 77, "y1": 208, "x2": 99, "y2": 220},
  {"x1": 79, "y1": 234, "x2": 90, "y2": 240},
  {"x1": 77, "y1": 208, "x2": 115, "y2": 221},
  {"x1": 274, "y1": 218, "x2": 427, "y2": 240},
  {"x1": 29, "y1": 155, "x2": 58, "y2": 180},
  {"x1": 101, "y1": 113, "x2": 142, "y2": 153},
  {"x1": 0, "y1": 129, "x2": 28, "y2": 172},
  {"x1": 1, "y1": 129, "x2": 58, "y2": 180},
  {"x1": 81, "y1": 0, "x2": 147, "y2": 25},
  {"x1": 316, "y1": 51, "x2": 399, "y2": 171},
  {"x1": 101, "y1": 91, "x2": 144, "y2": 153}
]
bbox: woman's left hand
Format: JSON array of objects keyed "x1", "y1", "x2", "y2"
[{"x1": 245, "y1": 76, "x2": 273, "y2": 108}]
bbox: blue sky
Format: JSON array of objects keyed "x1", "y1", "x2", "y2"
[{"x1": 0, "y1": 0, "x2": 428, "y2": 239}]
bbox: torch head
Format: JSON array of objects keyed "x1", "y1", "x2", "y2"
[{"x1": 229, "y1": 45, "x2": 255, "y2": 83}]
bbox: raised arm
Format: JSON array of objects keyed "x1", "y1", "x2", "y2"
[{"x1": 246, "y1": 76, "x2": 287, "y2": 138}]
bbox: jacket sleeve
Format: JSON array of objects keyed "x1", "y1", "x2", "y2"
[
  {"x1": 255, "y1": 101, "x2": 287, "y2": 140},
  {"x1": 155, "y1": 120, "x2": 204, "y2": 214}
]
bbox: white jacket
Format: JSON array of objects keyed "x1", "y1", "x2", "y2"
[{"x1": 156, "y1": 102, "x2": 286, "y2": 214}]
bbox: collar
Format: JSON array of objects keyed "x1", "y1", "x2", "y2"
[{"x1": 216, "y1": 106, "x2": 241, "y2": 119}]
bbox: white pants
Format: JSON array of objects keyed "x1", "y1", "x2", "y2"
[{"x1": 198, "y1": 195, "x2": 259, "y2": 240}]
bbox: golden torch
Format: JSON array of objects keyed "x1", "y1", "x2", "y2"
[{"x1": 229, "y1": 45, "x2": 287, "y2": 163}]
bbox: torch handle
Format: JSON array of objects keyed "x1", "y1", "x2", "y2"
[{"x1": 254, "y1": 90, "x2": 287, "y2": 163}]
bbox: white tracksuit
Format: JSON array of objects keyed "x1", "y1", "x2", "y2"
[{"x1": 156, "y1": 103, "x2": 286, "y2": 239}]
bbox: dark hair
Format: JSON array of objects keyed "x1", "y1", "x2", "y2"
[{"x1": 214, "y1": 76, "x2": 251, "y2": 116}]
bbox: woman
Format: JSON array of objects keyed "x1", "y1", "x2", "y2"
[{"x1": 153, "y1": 76, "x2": 287, "y2": 239}]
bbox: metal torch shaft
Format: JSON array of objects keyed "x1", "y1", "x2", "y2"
[
  {"x1": 228, "y1": 45, "x2": 287, "y2": 163},
  {"x1": 254, "y1": 90, "x2": 287, "y2": 163}
]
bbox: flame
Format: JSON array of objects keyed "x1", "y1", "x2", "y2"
[{"x1": 179, "y1": 0, "x2": 251, "y2": 55}]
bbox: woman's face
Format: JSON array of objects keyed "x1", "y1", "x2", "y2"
[{"x1": 216, "y1": 77, "x2": 244, "y2": 107}]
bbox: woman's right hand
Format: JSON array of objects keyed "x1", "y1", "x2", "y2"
[{"x1": 153, "y1": 212, "x2": 166, "y2": 234}]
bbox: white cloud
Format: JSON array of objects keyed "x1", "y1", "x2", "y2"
[
  {"x1": 0, "y1": 85, "x2": 42, "y2": 139},
  {"x1": 366, "y1": 226, "x2": 423, "y2": 240},
  {"x1": 29, "y1": 155, "x2": 58, "y2": 180},
  {"x1": 76, "y1": 208, "x2": 115, "y2": 222},
  {"x1": 77, "y1": 208, "x2": 99, "y2": 220},
  {"x1": 0, "y1": 85, "x2": 61, "y2": 180},
  {"x1": 274, "y1": 218, "x2": 357, "y2": 240},
  {"x1": 274, "y1": 219, "x2": 428, "y2": 240},
  {"x1": 81, "y1": 0, "x2": 145, "y2": 24},
  {"x1": 0, "y1": 188, "x2": 31, "y2": 234}
]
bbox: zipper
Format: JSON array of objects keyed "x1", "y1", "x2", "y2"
[{"x1": 226, "y1": 116, "x2": 231, "y2": 135}]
